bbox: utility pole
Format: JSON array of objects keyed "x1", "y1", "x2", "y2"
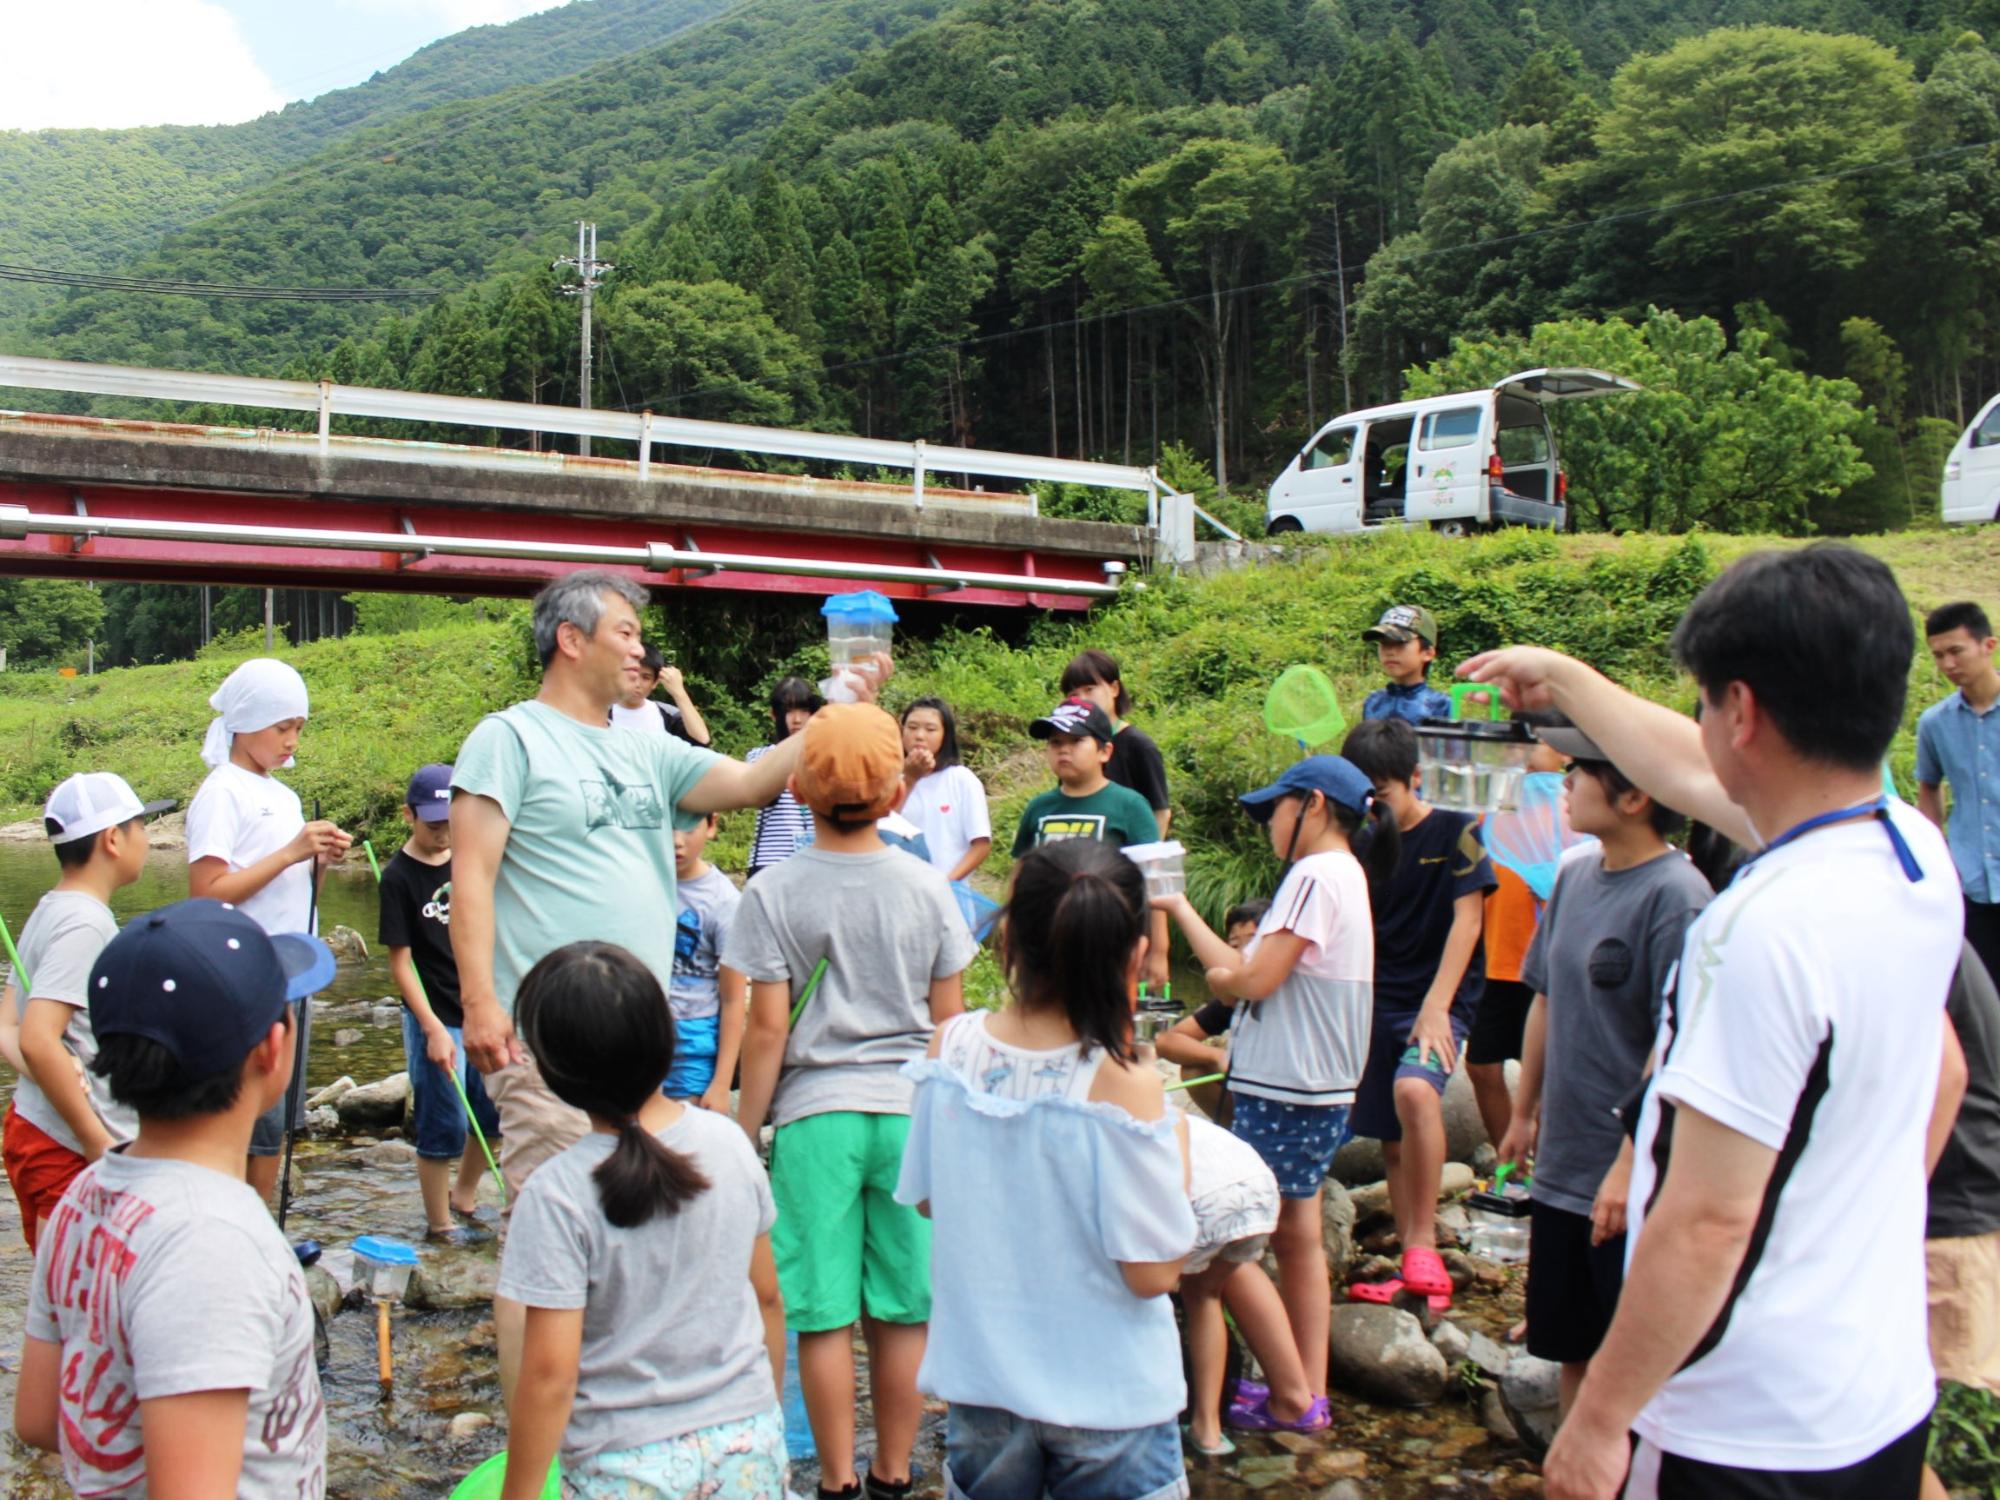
[{"x1": 554, "y1": 221, "x2": 613, "y2": 457}]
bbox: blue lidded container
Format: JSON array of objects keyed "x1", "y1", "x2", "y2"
[
  {"x1": 353, "y1": 1234, "x2": 420, "y2": 1300},
  {"x1": 820, "y1": 590, "x2": 899, "y2": 667}
]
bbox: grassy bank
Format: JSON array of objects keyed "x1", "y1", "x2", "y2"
[{"x1": 2, "y1": 526, "x2": 1992, "y2": 920}]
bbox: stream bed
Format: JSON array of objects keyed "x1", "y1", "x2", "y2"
[{"x1": 0, "y1": 845, "x2": 1545, "y2": 1497}]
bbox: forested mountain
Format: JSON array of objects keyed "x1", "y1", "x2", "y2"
[
  {"x1": 10, "y1": 0, "x2": 2000, "y2": 572},
  {"x1": 0, "y1": 0, "x2": 736, "y2": 337}
]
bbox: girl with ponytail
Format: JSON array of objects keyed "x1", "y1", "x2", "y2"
[
  {"x1": 1153, "y1": 755, "x2": 1390, "y2": 1428},
  {"x1": 893, "y1": 838, "x2": 1198, "y2": 1496},
  {"x1": 496, "y1": 942, "x2": 788, "y2": 1500}
]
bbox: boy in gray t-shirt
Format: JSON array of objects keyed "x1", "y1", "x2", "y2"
[
  {"x1": 19, "y1": 897, "x2": 335, "y2": 1499},
  {"x1": 2, "y1": 772, "x2": 169, "y2": 1249},
  {"x1": 1498, "y1": 721, "x2": 1712, "y2": 1415},
  {"x1": 726, "y1": 704, "x2": 976, "y2": 1498}
]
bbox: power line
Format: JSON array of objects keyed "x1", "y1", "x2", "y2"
[{"x1": 0, "y1": 262, "x2": 437, "y2": 302}]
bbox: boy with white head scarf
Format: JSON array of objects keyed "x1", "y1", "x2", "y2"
[{"x1": 186, "y1": 657, "x2": 352, "y2": 1207}]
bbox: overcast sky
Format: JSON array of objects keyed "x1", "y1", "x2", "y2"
[{"x1": 0, "y1": 0, "x2": 564, "y2": 131}]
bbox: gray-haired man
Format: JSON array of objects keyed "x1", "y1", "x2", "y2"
[{"x1": 451, "y1": 571, "x2": 886, "y2": 1184}]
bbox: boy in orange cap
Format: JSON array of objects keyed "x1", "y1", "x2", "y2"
[{"x1": 727, "y1": 703, "x2": 978, "y2": 1500}]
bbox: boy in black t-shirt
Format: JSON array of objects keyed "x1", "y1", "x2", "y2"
[
  {"x1": 379, "y1": 763, "x2": 499, "y2": 1245},
  {"x1": 1340, "y1": 719, "x2": 1496, "y2": 1310}
]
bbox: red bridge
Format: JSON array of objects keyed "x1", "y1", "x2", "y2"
[{"x1": 0, "y1": 356, "x2": 1183, "y2": 610}]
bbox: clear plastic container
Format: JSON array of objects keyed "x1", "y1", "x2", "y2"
[
  {"x1": 1416, "y1": 718, "x2": 1536, "y2": 814},
  {"x1": 820, "y1": 589, "x2": 899, "y2": 667},
  {"x1": 353, "y1": 1235, "x2": 419, "y2": 1301},
  {"x1": 1462, "y1": 1182, "x2": 1532, "y2": 1264},
  {"x1": 1121, "y1": 840, "x2": 1187, "y2": 900}
]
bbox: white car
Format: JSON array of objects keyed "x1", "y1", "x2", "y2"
[
  {"x1": 1265, "y1": 367, "x2": 1640, "y2": 537},
  {"x1": 1941, "y1": 394, "x2": 2000, "y2": 524}
]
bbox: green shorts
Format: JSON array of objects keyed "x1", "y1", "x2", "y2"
[{"x1": 770, "y1": 1110, "x2": 931, "y2": 1332}]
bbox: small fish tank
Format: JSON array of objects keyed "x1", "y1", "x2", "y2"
[
  {"x1": 1462, "y1": 1179, "x2": 1532, "y2": 1264},
  {"x1": 352, "y1": 1235, "x2": 420, "y2": 1301}
]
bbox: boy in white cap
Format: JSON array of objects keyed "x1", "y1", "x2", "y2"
[
  {"x1": 0, "y1": 773, "x2": 173, "y2": 1250},
  {"x1": 185, "y1": 657, "x2": 351, "y2": 1205},
  {"x1": 14, "y1": 897, "x2": 334, "y2": 1498}
]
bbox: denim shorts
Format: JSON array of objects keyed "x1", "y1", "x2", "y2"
[
  {"x1": 661, "y1": 1011, "x2": 721, "y2": 1099},
  {"x1": 1228, "y1": 1093, "x2": 1352, "y2": 1199},
  {"x1": 945, "y1": 1404, "x2": 1188, "y2": 1500},
  {"x1": 249, "y1": 1000, "x2": 312, "y2": 1157},
  {"x1": 401, "y1": 1010, "x2": 500, "y2": 1161}
]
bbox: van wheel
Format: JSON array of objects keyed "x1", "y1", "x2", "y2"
[
  {"x1": 1266, "y1": 516, "x2": 1303, "y2": 536},
  {"x1": 1429, "y1": 519, "x2": 1472, "y2": 538}
]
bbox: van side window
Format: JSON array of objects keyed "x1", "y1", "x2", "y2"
[
  {"x1": 1420, "y1": 407, "x2": 1481, "y2": 451},
  {"x1": 1497, "y1": 423, "x2": 1550, "y2": 465},
  {"x1": 1305, "y1": 427, "x2": 1356, "y2": 469},
  {"x1": 1977, "y1": 407, "x2": 2000, "y2": 448}
]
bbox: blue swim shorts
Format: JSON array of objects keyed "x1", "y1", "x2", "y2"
[{"x1": 1227, "y1": 1093, "x2": 1352, "y2": 1200}]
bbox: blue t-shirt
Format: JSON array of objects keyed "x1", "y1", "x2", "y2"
[
  {"x1": 1362, "y1": 681, "x2": 1453, "y2": 726},
  {"x1": 1372, "y1": 806, "x2": 1496, "y2": 1014},
  {"x1": 1916, "y1": 690, "x2": 2000, "y2": 902},
  {"x1": 671, "y1": 867, "x2": 741, "y2": 1022},
  {"x1": 452, "y1": 701, "x2": 720, "y2": 1010}
]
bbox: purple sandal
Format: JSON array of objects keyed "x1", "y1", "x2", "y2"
[{"x1": 1225, "y1": 1393, "x2": 1334, "y2": 1434}]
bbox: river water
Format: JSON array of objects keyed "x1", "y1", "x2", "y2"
[{"x1": 0, "y1": 844, "x2": 1543, "y2": 1498}]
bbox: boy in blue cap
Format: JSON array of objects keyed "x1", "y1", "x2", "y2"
[
  {"x1": 380, "y1": 762, "x2": 498, "y2": 1246},
  {"x1": 15, "y1": 898, "x2": 334, "y2": 1498}
]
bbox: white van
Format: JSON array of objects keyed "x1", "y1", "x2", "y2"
[
  {"x1": 1941, "y1": 394, "x2": 2000, "y2": 524},
  {"x1": 1265, "y1": 368, "x2": 1640, "y2": 537}
]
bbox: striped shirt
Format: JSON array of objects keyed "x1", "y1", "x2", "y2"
[{"x1": 746, "y1": 743, "x2": 814, "y2": 872}]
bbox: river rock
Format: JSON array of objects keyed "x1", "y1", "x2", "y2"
[
  {"x1": 335, "y1": 1073, "x2": 410, "y2": 1128},
  {"x1": 325, "y1": 925, "x2": 370, "y2": 963},
  {"x1": 1329, "y1": 1303, "x2": 1449, "y2": 1406},
  {"x1": 304, "y1": 1265, "x2": 344, "y2": 1325},
  {"x1": 304, "y1": 1106, "x2": 340, "y2": 1136},
  {"x1": 359, "y1": 1140, "x2": 418, "y2": 1168},
  {"x1": 1478, "y1": 1384, "x2": 1520, "y2": 1444},
  {"x1": 1439, "y1": 1162, "x2": 1475, "y2": 1198},
  {"x1": 1349, "y1": 1179, "x2": 1391, "y2": 1221},
  {"x1": 1439, "y1": 1249, "x2": 1476, "y2": 1291},
  {"x1": 306, "y1": 1076, "x2": 356, "y2": 1109},
  {"x1": 1321, "y1": 1181, "x2": 1356, "y2": 1276},
  {"x1": 332, "y1": 1028, "x2": 364, "y2": 1048},
  {"x1": 371, "y1": 1003, "x2": 400, "y2": 1028},
  {"x1": 1466, "y1": 1329, "x2": 1511, "y2": 1379},
  {"x1": 1500, "y1": 1352, "x2": 1562, "y2": 1455},
  {"x1": 1430, "y1": 1319, "x2": 1470, "y2": 1365},
  {"x1": 407, "y1": 1256, "x2": 499, "y2": 1311},
  {"x1": 447, "y1": 1412, "x2": 493, "y2": 1441}
]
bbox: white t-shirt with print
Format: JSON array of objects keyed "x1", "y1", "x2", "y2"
[
  {"x1": 901, "y1": 764, "x2": 992, "y2": 876},
  {"x1": 1627, "y1": 799, "x2": 1960, "y2": 1470},
  {"x1": 1226, "y1": 850, "x2": 1376, "y2": 1106},
  {"x1": 185, "y1": 762, "x2": 311, "y2": 935}
]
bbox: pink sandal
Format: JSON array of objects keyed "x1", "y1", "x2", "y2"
[
  {"x1": 1400, "y1": 1246, "x2": 1453, "y2": 1298},
  {"x1": 1346, "y1": 1277, "x2": 1404, "y2": 1304}
]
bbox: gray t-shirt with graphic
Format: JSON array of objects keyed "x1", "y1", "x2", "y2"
[
  {"x1": 26, "y1": 1152, "x2": 325, "y2": 1498},
  {"x1": 496, "y1": 1106, "x2": 778, "y2": 1460},
  {"x1": 1521, "y1": 849, "x2": 1712, "y2": 1216},
  {"x1": 723, "y1": 845, "x2": 978, "y2": 1127},
  {"x1": 671, "y1": 868, "x2": 741, "y2": 1023},
  {"x1": 10, "y1": 890, "x2": 133, "y2": 1154}
]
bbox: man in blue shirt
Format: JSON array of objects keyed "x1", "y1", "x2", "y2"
[
  {"x1": 1918, "y1": 599, "x2": 2000, "y2": 984},
  {"x1": 1362, "y1": 604, "x2": 1453, "y2": 725}
]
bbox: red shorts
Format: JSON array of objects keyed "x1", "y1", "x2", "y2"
[{"x1": 2, "y1": 1105, "x2": 86, "y2": 1250}]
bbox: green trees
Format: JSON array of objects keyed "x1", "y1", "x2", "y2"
[
  {"x1": 598, "y1": 281, "x2": 820, "y2": 428},
  {"x1": 1406, "y1": 308, "x2": 1872, "y2": 534},
  {"x1": 0, "y1": 582, "x2": 105, "y2": 668}
]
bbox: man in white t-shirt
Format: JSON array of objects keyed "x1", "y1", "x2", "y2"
[
  {"x1": 607, "y1": 642, "x2": 711, "y2": 746},
  {"x1": 1465, "y1": 543, "x2": 1966, "y2": 1500}
]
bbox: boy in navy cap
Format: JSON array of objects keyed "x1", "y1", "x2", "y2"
[
  {"x1": 1010, "y1": 698, "x2": 1158, "y2": 855},
  {"x1": 379, "y1": 763, "x2": 498, "y2": 1245},
  {"x1": 14, "y1": 898, "x2": 334, "y2": 1499}
]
